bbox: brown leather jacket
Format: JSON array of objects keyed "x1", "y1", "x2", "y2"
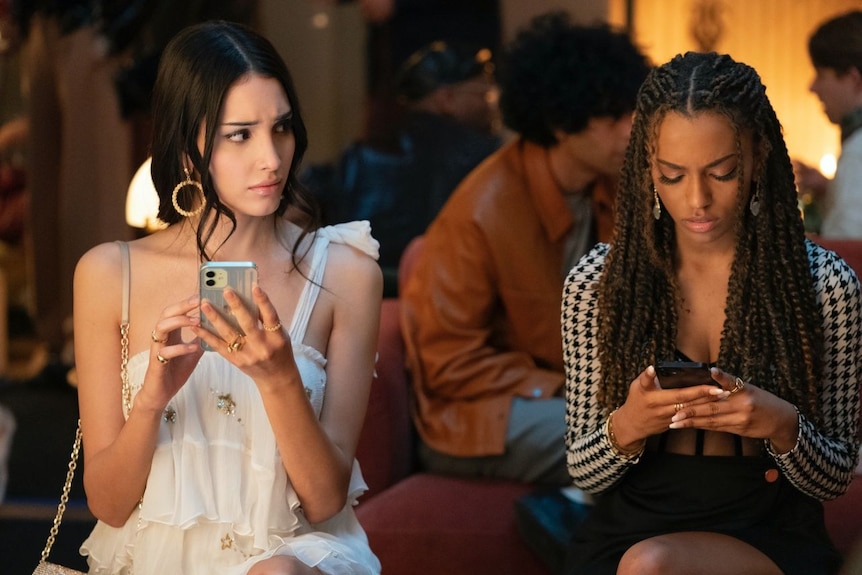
[{"x1": 401, "y1": 138, "x2": 615, "y2": 457}]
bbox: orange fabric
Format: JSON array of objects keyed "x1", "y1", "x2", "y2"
[{"x1": 400, "y1": 138, "x2": 615, "y2": 457}]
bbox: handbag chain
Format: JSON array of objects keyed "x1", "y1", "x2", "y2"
[
  {"x1": 39, "y1": 420, "x2": 81, "y2": 564},
  {"x1": 38, "y1": 316, "x2": 130, "y2": 567}
]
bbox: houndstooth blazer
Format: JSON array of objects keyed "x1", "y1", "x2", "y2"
[{"x1": 562, "y1": 240, "x2": 861, "y2": 500}]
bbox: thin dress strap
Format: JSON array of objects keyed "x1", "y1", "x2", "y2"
[
  {"x1": 116, "y1": 241, "x2": 133, "y2": 417},
  {"x1": 117, "y1": 241, "x2": 130, "y2": 324},
  {"x1": 288, "y1": 234, "x2": 330, "y2": 342}
]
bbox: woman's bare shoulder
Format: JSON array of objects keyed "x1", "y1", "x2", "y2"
[
  {"x1": 325, "y1": 241, "x2": 383, "y2": 298},
  {"x1": 75, "y1": 241, "x2": 125, "y2": 280}
]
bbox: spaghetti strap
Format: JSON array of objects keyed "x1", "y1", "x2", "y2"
[
  {"x1": 287, "y1": 221, "x2": 380, "y2": 342},
  {"x1": 288, "y1": 235, "x2": 330, "y2": 342},
  {"x1": 117, "y1": 241, "x2": 130, "y2": 325}
]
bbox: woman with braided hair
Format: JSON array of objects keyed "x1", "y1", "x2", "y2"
[{"x1": 561, "y1": 51, "x2": 861, "y2": 574}]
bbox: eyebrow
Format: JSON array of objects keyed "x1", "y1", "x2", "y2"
[
  {"x1": 657, "y1": 152, "x2": 736, "y2": 171},
  {"x1": 221, "y1": 111, "x2": 293, "y2": 128}
]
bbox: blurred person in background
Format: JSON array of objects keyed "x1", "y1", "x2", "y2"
[
  {"x1": 400, "y1": 11, "x2": 651, "y2": 490},
  {"x1": 306, "y1": 40, "x2": 501, "y2": 295},
  {"x1": 344, "y1": 0, "x2": 501, "y2": 147},
  {"x1": 793, "y1": 10, "x2": 862, "y2": 239}
]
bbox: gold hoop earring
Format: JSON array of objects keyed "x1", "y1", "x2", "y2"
[
  {"x1": 749, "y1": 183, "x2": 761, "y2": 216},
  {"x1": 171, "y1": 168, "x2": 206, "y2": 218},
  {"x1": 653, "y1": 187, "x2": 662, "y2": 220}
]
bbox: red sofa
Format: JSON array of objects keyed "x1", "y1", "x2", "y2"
[
  {"x1": 815, "y1": 238, "x2": 862, "y2": 559},
  {"x1": 354, "y1": 297, "x2": 548, "y2": 575},
  {"x1": 353, "y1": 238, "x2": 862, "y2": 574}
]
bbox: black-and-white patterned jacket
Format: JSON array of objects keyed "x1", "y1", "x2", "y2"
[{"x1": 562, "y1": 241, "x2": 861, "y2": 500}]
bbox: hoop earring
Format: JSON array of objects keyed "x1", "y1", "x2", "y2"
[
  {"x1": 171, "y1": 168, "x2": 206, "y2": 218},
  {"x1": 653, "y1": 187, "x2": 662, "y2": 220},
  {"x1": 749, "y1": 183, "x2": 761, "y2": 216}
]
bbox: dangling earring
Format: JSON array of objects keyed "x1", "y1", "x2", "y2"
[
  {"x1": 653, "y1": 187, "x2": 662, "y2": 220},
  {"x1": 171, "y1": 168, "x2": 206, "y2": 218},
  {"x1": 749, "y1": 183, "x2": 761, "y2": 216}
]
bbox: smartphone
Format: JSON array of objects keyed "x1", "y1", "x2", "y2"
[
  {"x1": 655, "y1": 361, "x2": 716, "y2": 389},
  {"x1": 199, "y1": 261, "x2": 258, "y2": 351}
]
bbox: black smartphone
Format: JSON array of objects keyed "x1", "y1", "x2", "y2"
[
  {"x1": 199, "y1": 261, "x2": 258, "y2": 351},
  {"x1": 655, "y1": 361, "x2": 716, "y2": 389}
]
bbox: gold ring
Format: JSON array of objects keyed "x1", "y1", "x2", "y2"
[
  {"x1": 151, "y1": 330, "x2": 167, "y2": 344},
  {"x1": 156, "y1": 354, "x2": 169, "y2": 364},
  {"x1": 730, "y1": 377, "x2": 746, "y2": 394},
  {"x1": 674, "y1": 402, "x2": 684, "y2": 413},
  {"x1": 262, "y1": 320, "x2": 282, "y2": 332},
  {"x1": 228, "y1": 335, "x2": 244, "y2": 353}
]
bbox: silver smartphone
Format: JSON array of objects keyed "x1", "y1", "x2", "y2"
[{"x1": 199, "y1": 261, "x2": 258, "y2": 351}]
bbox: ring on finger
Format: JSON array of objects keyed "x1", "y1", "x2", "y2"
[
  {"x1": 228, "y1": 335, "x2": 245, "y2": 353},
  {"x1": 151, "y1": 330, "x2": 167, "y2": 344},
  {"x1": 262, "y1": 320, "x2": 282, "y2": 333},
  {"x1": 730, "y1": 377, "x2": 746, "y2": 394},
  {"x1": 156, "y1": 354, "x2": 169, "y2": 364},
  {"x1": 673, "y1": 402, "x2": 684, "y2": 413}
]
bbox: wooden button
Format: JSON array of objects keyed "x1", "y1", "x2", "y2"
[{"x1": 764, "y1": 468, "x2": 779, "y2": 483}]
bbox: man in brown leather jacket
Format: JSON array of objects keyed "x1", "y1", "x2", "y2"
[{"x1": 401, "y1": 12, "x2": 651, "y2": 485}]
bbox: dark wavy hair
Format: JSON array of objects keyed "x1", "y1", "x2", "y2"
[
  {"x1": 809, "y1": 10, "x2": 862, "y2": 74},
  {"x1": 596, "y1": 51, "x2": 824, "y2": 422},
  {"x1": 150, "y1": 20, "x2": 320, "y2": 261},
  {"x1": 496, "y1": 11, "x2": 651, "y2": 146}
]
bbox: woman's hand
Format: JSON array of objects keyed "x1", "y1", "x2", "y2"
[
  {"x1": 669, "y1": 367, "x2": 800, "y2": 452},
  {"x1": 612, "y1": 366, "x2": 732, "y2": 451},
  {"x1": 194, "y1": 283, "x2": 301, "y2": 392},
  {"x1": 135, "y1": 296, "x2": 203, "y2": 413}
]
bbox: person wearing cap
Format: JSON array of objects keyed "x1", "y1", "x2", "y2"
[
  {"x1": 397, "y1": 40, "x2": 501, "y2": 136},
  {"x1": 400, "y1": 12, "x2": 651, "y2": 486},
  {"x1": 306, "y1": 40, "x2": 501, "y2": 295}
]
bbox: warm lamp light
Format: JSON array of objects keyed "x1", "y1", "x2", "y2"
[
  {"x1": 819, "y1": 154, "x2": 837, "y2": 179},
  {"x1": 126, "y1": 157, "x2": 166, "y2": 232}
]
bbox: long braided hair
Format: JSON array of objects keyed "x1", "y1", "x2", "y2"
[{"x1": 597, "y1": 52, "x2": 824, "y2": 423}]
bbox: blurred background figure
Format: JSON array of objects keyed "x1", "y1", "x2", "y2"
[
  {"x1": 793, "y1": 10, "x2": 862, "y2": 239},
  {"x1": 401, "y1": 10, "x2": 651, "y2": 493},
  {"x1": 346, "y1": 0, "x2": 501, "y2": 147},
  {"x1": 305, "y1": 39, "x2": 502, "y2": 296}
]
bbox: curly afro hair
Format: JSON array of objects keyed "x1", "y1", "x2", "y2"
[{"x1": 496, "y1": 11, "x2": 651, "y2": 147}]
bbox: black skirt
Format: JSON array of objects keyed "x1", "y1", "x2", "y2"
[{"x1": 564, "y1": 450, "x2": 841, "y2": 575}]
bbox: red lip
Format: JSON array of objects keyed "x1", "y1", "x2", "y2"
[{"x1": 250, "y1": 179, "x2": 282, "y2": 193}]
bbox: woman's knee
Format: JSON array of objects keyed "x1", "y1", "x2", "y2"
[
  {"x1": 246, "y1": 555, "x2": 319, "y2": 575},
  {"x1": 617, "y1": 538, "x2": 675, "y2": 575}
]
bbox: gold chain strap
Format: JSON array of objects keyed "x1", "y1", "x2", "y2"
[
  {"x1": 39, "y1": 422, "x2": 81, "y2": 563},
  {"x1": 121, "y1": 321, "x2": 131, "y2": 417},
  {"x1": 39, "y1": 319, "x2": 130, "y2": 564}
]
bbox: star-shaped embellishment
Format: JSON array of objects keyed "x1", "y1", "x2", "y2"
[
  {"x1": 216, "y1": 393, "x2": 236, "y2": 416},
  {"x1": 220, "y1": 533, "x2": 234, "y2": 550}
]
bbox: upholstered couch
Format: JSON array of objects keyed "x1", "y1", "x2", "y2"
[
  {"x1": 814, "y1": 237, "x2": 862, "y2": 560},
  {"x1": 353, "y1": 237, "x2": 862, "y2": 574}
]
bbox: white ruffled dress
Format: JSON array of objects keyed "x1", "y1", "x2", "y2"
[{"x1": 80, "y1": 222, "x2": 382, "y2": 575}]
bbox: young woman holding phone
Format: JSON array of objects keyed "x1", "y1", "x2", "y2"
[
  {"x1": 73, "y1": 20, "x2": 382, "y2": 575},
  {"x1": 561, "y1": 51, "x2": 860, "y2": 575}
]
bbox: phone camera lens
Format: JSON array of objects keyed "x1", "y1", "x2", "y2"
[{"x1": 206, "y1": 279, "x2": 215, "y2": 287}]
